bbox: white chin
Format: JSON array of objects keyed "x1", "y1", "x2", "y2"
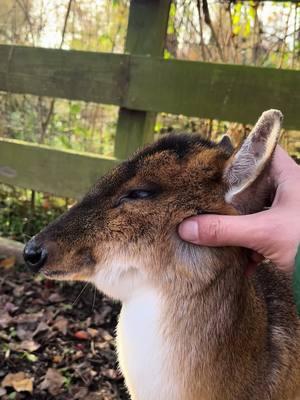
[{"x1": 92, "y1": 264, "x2": 146, "y2": 302}]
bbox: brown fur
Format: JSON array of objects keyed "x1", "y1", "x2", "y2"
[{"x1": 30, "y1": 133, "x2": 300, "y2": 400}]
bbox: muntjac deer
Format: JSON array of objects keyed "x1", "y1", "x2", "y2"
[{"x1": 24, "y1": 109, "x2": 300, "y2": 400}]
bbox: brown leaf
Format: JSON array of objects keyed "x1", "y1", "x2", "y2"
[
  {"x1": 53, "y1": 317, "x2": 68, "y2": 335},
  {"x1": 87, "y1": 328, "x2": 98, "y2": 338},
  {"x1": 4, "y1": 301, "x2": 18, "y2": 313},
  {"x1": 101, "y1": 368, "x2": 119, "y2": 380},
  {"x1": 0, "y1": 312, "x2": 13, "y2": 328},
  {"x1": 40, "y1": 368, "x2": 64, "y2": 396},
  {"x1": 15, "y1": 312, "x2": 43, "y2": 325},
  {"x1": 16, "y1": 340, "x2": 40, "y2": 352},
  {"x1": 93, "y1": 305, "x2": 112, "y2": 325},
  {"x1": 48, "y1": 293, "x2": 65, "y2": 303},
  {"x1": 2, "y1": 372, "x2": 33, "y2": 393},
  {"x1": 52, "y1": 354, "x2": 64, "y2": 364},
  {"x1": 74, "y1": 330, "x2": 90, "y2": 340},
  {"x1": 13, "y1": 285, "x2": 24, "y2": 296},
  {"x1": 0, "y1": 256, "x2": 16, "y2": 269},
  {"x1": 72, "y1": 387, "x2": 89, "y2": 399},
  {"x1": 72, "y1": 350, "x2": 84, "y2": 361},
  {"x1": 98, "y1": 328, "x2": 113, "y2": 342},
  {"x1": 33, "y1": 321, "x2": 49, "y2": 337},
  {"x1": 16, "y1": 326, "x2": 33, "y2": 341}
]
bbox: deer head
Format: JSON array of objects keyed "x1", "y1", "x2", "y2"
[{"x1": 24, "y1": 110, "x2": 282, "y2": 301}]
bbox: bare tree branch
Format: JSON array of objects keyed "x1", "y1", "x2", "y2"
[
  {"x1": 202, "y1": 0, "x2": 224, "y2": 62},
  {"x1": 15, "y1": 0, "x2": 35, "y2": 44},
  {"x1": 278, "y1": 3, "x2": 292, "y2": 69},
  {"x1": 39, "y1": 0, "x2": 74, "y2": 144},
  {"x1": 196, "y1": 0, "x2": 206, "y2": 61}
]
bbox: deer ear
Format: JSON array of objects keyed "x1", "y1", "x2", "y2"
[
  {"x1": 224, "y1": 109, "x2": 283, "y2": 204},
  {"x1": 219, "y1": 135, "x2": 234, "y2": 154}
]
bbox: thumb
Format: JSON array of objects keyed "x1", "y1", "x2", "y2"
[{"x1": 178, "y1": 213, "x2": 264, "y2": 249}]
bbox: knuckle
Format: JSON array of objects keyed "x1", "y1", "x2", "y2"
[{"x1": 207, "y1": 219, "x2": 224, "y2": 242}]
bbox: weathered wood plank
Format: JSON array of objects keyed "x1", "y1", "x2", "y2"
[
  {"x1": 114, "y1": 0, "x2": 171, "y2": 159},
  {"x1": 0, "y1": 139, "x2": 119, "y2": 198},
  {"x1": 0, "y1": 237, "x2": 24, "y2": 265},
  {"x1": 0, "y1": 45, "x2": 127, "y2": 104},
  {"x1": 126, "y1": 56, "x2": 300, "y2": 130},
  {"x1": 0, "y1": 45, "x2": 299, "y2": 129}
]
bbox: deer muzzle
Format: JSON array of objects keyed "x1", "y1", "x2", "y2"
[{"x1": 23, "y1": 238, "x2": 48, "y2": 272}]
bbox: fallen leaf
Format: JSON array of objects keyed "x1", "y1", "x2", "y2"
[
  {"x1": 101, "y1": 368, "x2": 118, "y2": 379},
  {"x1": 13, "y1": 285, "x2": 24, "y2": 296},
  {"x1": 98, "y1": 328, "x2": 113, "y2": 342},
  {"x1": 52, "y1": 354, "x2": 63, "y2": 363},
  {"x1": 48, "y1": 293, "x2": 65, "y2": 303},
  {"x1": 24, "y1": 352, "x2": 38, "y2": 362},
  {"x1": 0, "y1": 256, "x2": 16, "y2": 269},
  {"x1": 0, "y1": 331, "x2": 9, "y2": 341},
  {"x1": 75, "y1": 343, "x2": 85, "y2": 351},
  {"x1": 85, "y1": 393, "x2": 103, "y2": 400},
  {"x1": 87, "y1": 328, "x2": 98, "y2": 338},
  {"x1": 1, "y1": 372, "x2": 33, "y2": 393},
  {"x1": 0, "y1": 388, "x2": 6, "y2": 396},
  {"x1": 0, "y1": 312, "x2": 13, "y2": 328},
  {"x1": 16, "y1": 326, "x2": 33, "y2": 341},
  {"x1": 32, "y1": 321, "x2": 49, "y2": 337},
  {"x1": 95, "y1": 341, "x2": 109, "y2": 350},
  {"x1": 15, "y1": 312, "x2": 43, "y2": 325},
  {"x1": 93, "y1": 305, "x2": 112, "y2": 325},
  {"x1": 74, "y1": 330, "x2": 90, "y2": 340},
  {"x1": 16, "y1": 340, "x2": 40, "y2": 352},
  {"x1": 53, "y1": 317, "x2": 68, "y2": 335},
  {"x1": 72, "y1": 350, "x2": 84, "y2": 361},
  {"x1": 4, "y1": 301, "x2": 18, "y2": 313},
  {"x1": 72, "y1": 387, "x2": 89, "y2": 399},
  {"x1": 0, "y1": 294, "x2": 10, "y2": 308},
  {"x1": 40, "y1": 368, "x2": 64, "y2": 396}
]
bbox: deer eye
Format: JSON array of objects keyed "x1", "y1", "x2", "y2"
[{"x1": 116, "y1": 189, "x2": 156, "y2": 206}]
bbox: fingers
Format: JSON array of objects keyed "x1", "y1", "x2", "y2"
[
  {"x1": 178, "y1": 214, "x2": 263, "y2": 249},
  {"x1": 271, "y1": 146, "x2": 299, "y2": 183}
]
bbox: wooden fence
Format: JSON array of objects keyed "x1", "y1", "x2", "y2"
[{"x1": 0, "y1": 0, "x2": 299, "y2": 198}]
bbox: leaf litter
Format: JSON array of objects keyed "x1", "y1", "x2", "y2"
[{"x1": 0, "y1": 261, "x2": 128, "y2": 399}]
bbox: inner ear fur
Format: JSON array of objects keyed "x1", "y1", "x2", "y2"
[{"x1": 223, "y1": 109, "x2": 283, "y2": 213}]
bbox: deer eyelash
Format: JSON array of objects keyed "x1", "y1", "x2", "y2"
[{"x1": 115, "y1": 189, "x2": 157, "y2": 207}]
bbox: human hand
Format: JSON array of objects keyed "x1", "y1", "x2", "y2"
[{"x1": 179, "y1": 146, "x2": 300, "y2": 273}]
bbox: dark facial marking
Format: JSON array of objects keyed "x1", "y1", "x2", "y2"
[
  {"x1": 134, "y1": 134, "x2": 216, "y2": 161},
  {"x1": 76, "y1": 247, "x2": 96, "y2": 267}
]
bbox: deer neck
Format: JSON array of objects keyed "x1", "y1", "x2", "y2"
[
  {"x1": 116, "y1": 255, "x2": 265, "y2": 400},
  {"x1": 117, "y1": 286, "x2": 180, "y2": 400}
]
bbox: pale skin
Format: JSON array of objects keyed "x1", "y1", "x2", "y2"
[{"x1": 179, "y1": 146, "x2": 300, "y2": 273}]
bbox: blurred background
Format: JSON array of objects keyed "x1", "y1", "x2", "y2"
[{"x1": 0, "y1": 1, "x2": 299, "y2": 399}]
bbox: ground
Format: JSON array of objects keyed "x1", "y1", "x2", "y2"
[{"x1": 0, "y1": 261, "x2": 129, "y2": 400}]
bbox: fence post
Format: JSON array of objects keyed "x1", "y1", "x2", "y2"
[{"x1": 114, "y1": 0, "x2": 171, "y2": 159}]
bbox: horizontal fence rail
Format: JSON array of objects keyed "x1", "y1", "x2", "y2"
[
  {"x1": 0, "y1": 45, "x2": 299, "y2": 129},
  {"x1": 0, "y1": 139, "x2": 119, "y2": 198}
]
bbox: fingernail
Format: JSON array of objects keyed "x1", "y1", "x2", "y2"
[{"x1": 179, "y1": 220, "x2": 199, "y2": 242}]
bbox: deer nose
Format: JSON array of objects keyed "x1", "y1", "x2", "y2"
[{"x1": 23, "y1": 240, "x2": 48, "y2": 272}]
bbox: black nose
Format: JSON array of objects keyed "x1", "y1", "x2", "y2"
[{"x1": 23, "y1": 240, "x2": 48, "y2": 272}]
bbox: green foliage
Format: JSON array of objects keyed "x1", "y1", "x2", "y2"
[
  {"x1": 167, "y1": 2, "x2": 176, "y2": 35},
  {"x1": 231, "y1": 2, "x2": 256, "y2": 38},
  {"x1": 0, "y1": 184, "x2": 67, "y2": 243},
  {"x1": 164, "y1": 49, "x2": 173, "y2": 59},
  {"x1": 0, "y1": 93, "x2": 117, "y2": 156}
]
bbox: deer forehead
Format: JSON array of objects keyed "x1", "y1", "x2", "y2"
[{"x1": 109, "y1": 146, "x2": 227, "y2": 194}]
